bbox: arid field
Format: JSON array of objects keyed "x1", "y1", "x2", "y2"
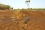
[{"x1": 0, "y1": 10, "x2": 45, "y2": 30}]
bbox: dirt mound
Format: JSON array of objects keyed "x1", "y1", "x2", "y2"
[{"x1": 0, "y1": 10, "x2": 45, "y2": 30}]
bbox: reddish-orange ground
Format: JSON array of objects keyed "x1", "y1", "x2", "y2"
[{"x1": 0, "y1": 10, "x2": 45, "y2": 30}]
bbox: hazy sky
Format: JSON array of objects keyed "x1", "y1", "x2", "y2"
[{"x1": 0, "y1": 0, "x2": 45, "y2": 9}]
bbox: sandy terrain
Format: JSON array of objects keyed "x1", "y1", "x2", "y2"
[{"x1": 0, "y1": 10, "x2": 45, "y2": 30}]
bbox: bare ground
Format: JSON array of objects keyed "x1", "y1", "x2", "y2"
[{"x1": 0, "y1": 10, "x2": 45, "y2": 30}]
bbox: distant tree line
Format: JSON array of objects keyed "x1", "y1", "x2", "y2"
[
  {"x1": 20, "y1": 8, "x2": 45, "y2": 10},
  {"x1": 0, "y1": 3, "x2": 13, "y2": 10}
]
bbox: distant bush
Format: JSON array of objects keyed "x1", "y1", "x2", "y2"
[
  {"x1": 11, "y1": 7, "x2": 13, "y2": 9},
  {"x1": 0, "y1": 3, "x2": 11, "y2": 10}
]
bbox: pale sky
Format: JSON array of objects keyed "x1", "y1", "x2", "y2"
[{"x1": 0, "y1": 0, "x2": 45, "y2": 9}]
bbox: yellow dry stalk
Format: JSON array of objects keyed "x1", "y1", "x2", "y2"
[
  {"x1": 15, "y1": 10, "x2": 21, "y2": 14},
  {"x1": 15, "y1": 10, "x2": 22, "y2": 19},
  {"x1": 11, "y1": 10, "x2": 21, "y2": 20}
]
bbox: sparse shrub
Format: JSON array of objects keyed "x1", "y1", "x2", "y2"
[
  {"x1": 24, "y1": 28, "x2": 27, "y2": 30},
  {"x1": 11, "y1": 7, "x2": 13, "y2": 9},
  {"x1": 23, "y1": 14, "x2": 30, "y2": 24},
  {"x1": 23, "y1": 16, "x2": 30, "y2": 24}
]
